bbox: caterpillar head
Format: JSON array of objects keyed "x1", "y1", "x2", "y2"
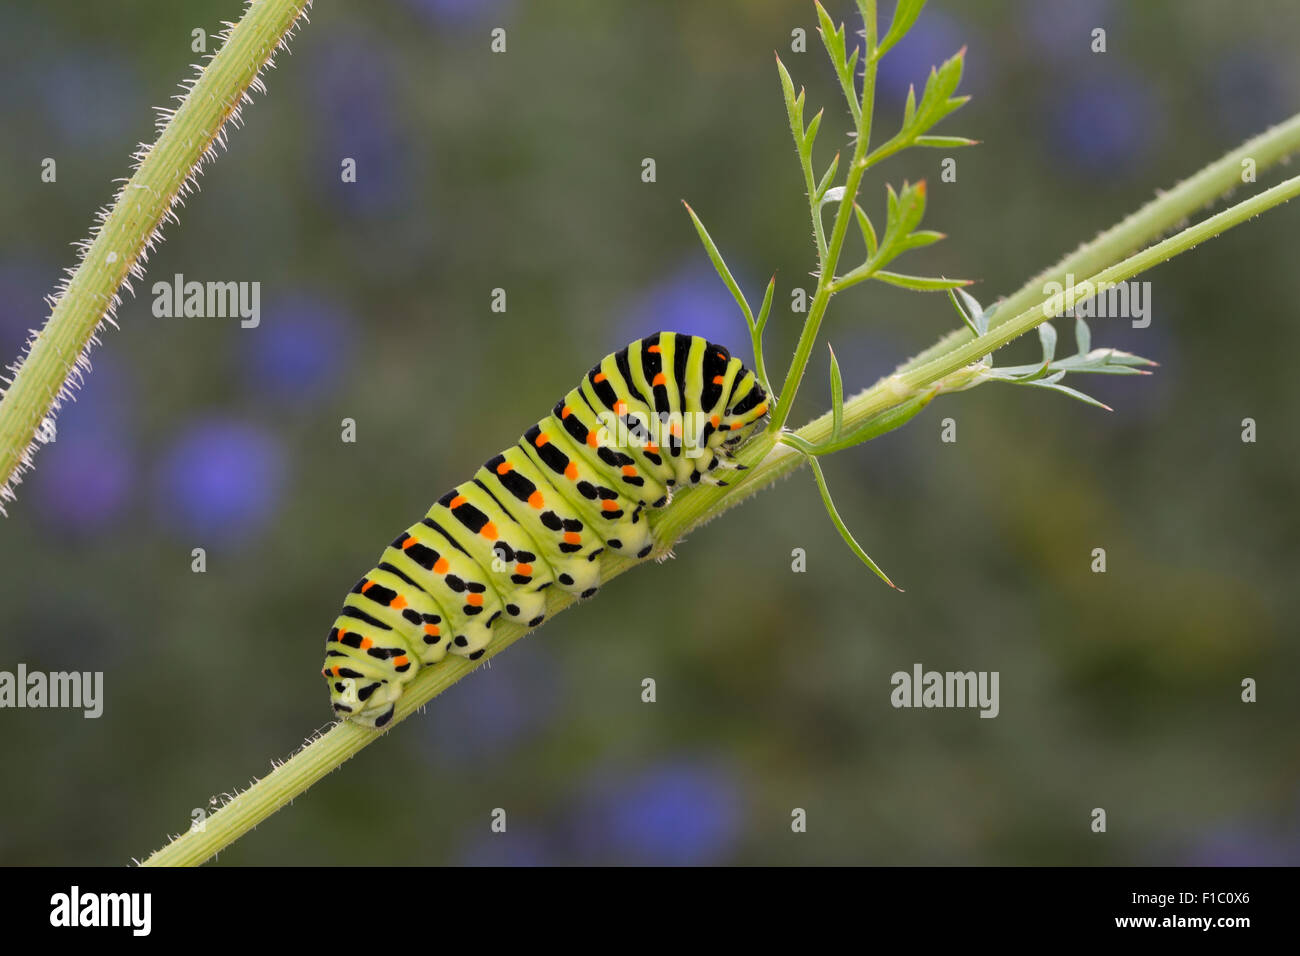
[
  {"x1": 322, "y1": 624, "x2": 417, "y2": 727},
  {"x1": 322, "y1": 660, "x2": 405, "y2": 728}
]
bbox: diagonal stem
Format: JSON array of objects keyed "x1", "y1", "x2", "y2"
[{"x1": 0, "y1": 0, "x2": 313, "y2": 511}]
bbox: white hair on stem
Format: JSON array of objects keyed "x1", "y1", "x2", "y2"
[{"x1": 0, "y1": 0, "x2": 315, "y2": 512}]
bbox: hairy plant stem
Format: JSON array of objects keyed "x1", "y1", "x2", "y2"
[{"x1": 0, "y1": 0, "x2": 312, "y2": 509}]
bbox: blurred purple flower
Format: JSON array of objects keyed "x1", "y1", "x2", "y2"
[
  {"x1": 1185, "y1": 824, "x2": 1300, "y2": 866},
  {"x1": 876, "y1": 6, "x2": 979, "y2": 101},
  {"x1": 1210, "y1": 51, "x2": 1289, "y2": 142},
  {"x1": 39, "y1": 51, "x2": 139, "y2": 146},
  {"x1": 420, "y1": 642, "x2": 559, "y2": 763},
  {"x1": 310, "y1": 37, "x2": 409, "y2": 215},
  {"x1": 32, "y1": 354, "x2": 135, "y2": 531},
  {"x1": 242, "y1": 294, "x2": 352, "y2": 404},
  {"x1": 34, "y1": 438, "x2": 133, "y2": 532},
  {"x1": 399, "y1": 0, "x2": 514, "y2": 26},
  {"x1": 568, "y1": 759, "x2": 745, "y2": 865},
  {"x1": 0, "y1": 259, "x2": 52, "y2": 359},
  {"x1": 154, "y1": 419, "x2": 286, "y2": 544},
  {"x1": 1021, "y1": 0, "x2": 1114, "y2": 60},
  {"x1": 619, "y1": 261, "x2": 754, "y2": 357},
  {"x1": 459, "y1": 827, "x2": 553, "y2": 867},
  {"x1": 1045, "y1": 71, "x2": 1160, "y2": 178}
]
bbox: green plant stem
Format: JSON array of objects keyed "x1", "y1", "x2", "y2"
[
  {"x1": 895, "y1": 111, "x2": 1300, "y2": 377},
  {"x1": 0, "y1": 0, "x2": 312, "y2": 510}
]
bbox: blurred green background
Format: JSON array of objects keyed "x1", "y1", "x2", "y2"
[{"x1": 0, "y1": 0, "x2": 1297, "y2": 865}]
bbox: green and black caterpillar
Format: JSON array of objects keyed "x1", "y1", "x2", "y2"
[{"x1": 322, "y1": 332, "x2": 771, "y2": 727}]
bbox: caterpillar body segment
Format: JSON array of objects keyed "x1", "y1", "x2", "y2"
[{"x1": 323, "y1": 332, "x2": 770, "y2": 727}]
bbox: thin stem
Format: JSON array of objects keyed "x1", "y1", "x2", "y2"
[
  {"x1": 895, "y1": 111, "x2": 1300, "y2": 378},
  {"x1": 0, "y1": 0, "x2": 314, "y2": 511},
  {"x1": 768, "y1": 9, "x2": 879, "y2": 435}
]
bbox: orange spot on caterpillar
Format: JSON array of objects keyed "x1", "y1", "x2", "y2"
[
  {"x1": 670, "y1": 423, "x2": 682, "y2": 437},
  {"x1": 393, "y1": 655, "x2": 409, "y2": 668},
  {"x1": 614, "y1": 401, "x2": 628, "y2": 415},
  {"x1": 450, "y1": 495, "x2": 467, "y2": 508},
  {"x1": 516, "y1": 563, "x2": 533, "y2": 576},
  {"x1": 466, "y1": 593, "x2": 484, "y2": 607},
  {"x1": 331, "y1": 666, "x2": 340, "y2": 677},
  {"x1": 716, "y1": 352, "x2": 726, "y2": 360},
  {"x1": 563, "y1": 531, "x2": 581, "y2": 545},
  {"x1": 360, "y1": 580, "x2": 374, "y2": 592},
  {"x1": 390, "y1": 595, "x2": 407, "y2": 610},
  {"x1": 338, "y1": 628, "x2": 348, "y2": 640},
  {"x1": 645, "y1": 442, "x2": 659, "y2": 453},
  {"x1": 652, "y1": 372, "x2": 666, "y2": 386},
  {"x1": 481, "y1": 522, "x2": 499, "y2": 540},
  {"x1": 621, "y1": 465, "x2": 637, "y2": 477},
  {"x1": 535, "y1": 432, "x2": 550, "y2": 447},
  {"x1": 496, "y1": 461, "x2": 513, "y2": 475},
  {"x1": 754, "y1": 402, "x2": 769, "y2": 416},
  {"x1": 647, "y1": 344, "x2": 661, "y2": 353},
  {"x1": 561, "y1": 405, "x2": 572, "y2": 418},
  {"x1": 423, "y1": 623, "x2": 440, "y2": 637},
  {"x1": 433, "y1": 557, "x2": 450, "y2": 574},
  {"x1": 712, "y1": 375, "x2": 725, "y2": 385},
  {"x1": 593, "y1": 372, "x2": 607, "y2": 383},
  {"x1": 360, "y1": 638, "x2": 373, "y2": 650},
  {"x1": 564, "y1": 462, "x2": 578, "y2": 480},
  {"x1": 586, "y1": 431, "x2": 598, "y2": 447},
  {"x1": 528, "y1": 491, "x2": 544, "y2": 508},
  {"x1": 401, "y1": 536, "x2": 417, "y2": 550},
  {"x1": 710, "y1": 415, "x2": 720, "y2": 428},
  {"x1": 601, "y1": 500, "x2": 619, "y2": 512}
]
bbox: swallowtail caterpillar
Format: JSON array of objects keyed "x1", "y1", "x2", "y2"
[{"x1": 322, "y1": 332, "x2": 770, "y2": 727}]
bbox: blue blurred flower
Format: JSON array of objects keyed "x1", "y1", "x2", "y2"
[
  {"x1": 241, "y1": 294, "x2": 352, "y2": 405},
  {"x1": 876, "y1": 6, "x2": 979, "y2": 102},
  {"x1": 32, "y1": 354, "x2": 135, "y2": 531},
  {"x1": 1185, "y1": 824, "x2": 1300, "y2": 866},
  {"x1": 39, "y1": 51, "x2": 140, "y2": 146},
  {"x1": 0, "y1": 259, "x2": 53, "y2": 360},
  {"x1": 399, "y1": 0, "x2": 514, "y2": 26},
  {"x1": 310, "y1": 37, "x2": 409, "y2": 215},
  {"x1": 568, "y1": 759, "x2": 744, "y2": 865},
  {"x1": 1210, "y1": 51, "x2": 1289, "y2": 142},
  {"x1": 619, "y1": 261, "x2": 755, "y2": 358},
  {"x1": 154, "y1": 418, "x2": 286, "y2": 544},
  {"x1": 458, "y1": 827, "x2": 552, "y2": 867},
  {"x1": 1021, "y1": 0, "x2": 1114, "y2": 61},
  {"x1": 1045, "y1": 71, "x2": 1161, "y2": 179},
  {"x1": 419, "y1": 642, "x2": 559, "y2": 764}
]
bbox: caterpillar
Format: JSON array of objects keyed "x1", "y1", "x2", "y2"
[{"x1": 322, "y1": 332, "x2": 771, "y2": 727}]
